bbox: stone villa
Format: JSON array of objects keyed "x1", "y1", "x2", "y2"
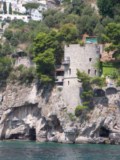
[{"x1": 55, "y1": 37, "x2": 103, "y2": 111}]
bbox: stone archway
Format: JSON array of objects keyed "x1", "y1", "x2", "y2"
[
  {"x1": 106, "y1": 87, "x2": 117, "y2": 95},
  {"x1": 94, "y1": 89, "x2": 105, "y2": 97}
]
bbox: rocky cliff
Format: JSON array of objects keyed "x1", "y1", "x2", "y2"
[{"x1": 0, "y1": 82, "x2": 120, "y2": 144}]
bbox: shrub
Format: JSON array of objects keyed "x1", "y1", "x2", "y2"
[
  {"x1": 91, "y1": 77, "x2": 105, "y2": 87},
  {"x1": 4, "y1": 30, "x2": 13, "y2": 40},
  {"x1": 77, "y1": 70, "x2": 90, "y2": 83},
  {"x1": 0, "y1": 57, "x2": 12, "y2": 79},
  {"x1": 117, "y1": 78, "x2": 120, "y2": 86},
  {"x1": 109, "y1": 71, "x2": 119, "y2": 79},
  {"x1": 18, "y1": 67, "x2": 36, "y2": 84},
  {"x1": 75, "y1": 105, "x2": 88, "y2": 117},
  {"x1": 9, "y1": 66, "x2": 36, "y2": 84},
  {"x1": 77, "y1": 70, "x2": 93, "y2": 107},
  {"x1": 68, "y1": 113, "x2": 76, "y2": 121},
  {"x1": 79, "y1": 40, "x2": 84, "y2": 46}
]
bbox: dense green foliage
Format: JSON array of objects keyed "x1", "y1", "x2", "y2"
[
  {"x1": 3, "y1": 2, "x2": 7, "y2": 14},
  {"x1": 9, "y1": 3, "x2": 12, "y2": 14},
  {"x1": 2, "y1": 0, "x2": 120, "y2": 83},
  {"x1": 23, "y1": 2, "x2": 39, "y2": 13},
  {"x1": 77, "y1": 70, "x2": 106, "y2": 108},
  {"x1": 33, "y1": 31, "x2": 63, "y2": 83},
  {"x1": 97, "y1": 0, "x2": 120, "y2": 18},
  {"x1": 77, "y1": 70, "x2": 93, "y2": 107},
  {"x1": 103, "y1": 23, "x2": 120, "y2": 53},
  {"x1": 9, "y1": 65, "x2": 36, "y2": 84},
  {"x1": 0, "y1": 57, "x2": 12, "y2": 79},
  {"x1": 117, "y1": 78, "x2": 120, "y2": 87},
  {"x1": 91, "y1": 77, "x2": 105, "y2": 87}
]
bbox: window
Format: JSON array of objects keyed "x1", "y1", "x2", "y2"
[
  {"x1": 89, "y1": 58, "x2": 92, "y2": 62},
  {"x1": 88, "y1": 69, "x2": 90, "y2": 74},
  {"x1": 69, "y1": 68, "x2": 71, "y2": 75},
  {"x1": 95, "y1": 70, "x2": 97, "y2": 75}
]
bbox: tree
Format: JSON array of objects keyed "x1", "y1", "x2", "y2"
[
  {"x1": 4, "y1": 30, "x2": 13, "y2": 40},
  {"x1": 0, "y1": 57, "x2": 12, "y2": 79},
  {"x1": 59, "y1": 23, "x2": 79, "y2": 43},
  {"x1": 3, "y1": 2, "x2": 7, "y2": 14},
  {"x1": 1, "y1": 43, "x2": 13, "y2": 56},
  {"x1": 102, "y1": 23, "x2": 120, "y2": 52},
  {"x1": 77, "y1": 70, "x2": 93, "y2": 107},
  {"x1": 9, "y1": 3, "x2": 12, "y2": 14},
  {"x1": 97, "y1": 0, "x2": 120, "y2": 18},
  {"x1": 43, "y1": 10, "x2": 65, "y2": 28},
  {"x1": 33, "y1": 30, "x2": 65, "y2": 83},
  {"x1": 10, "y1": 37, "x2": 18, "y2": 46},
  {"x1": 44, "y1": 15, "x2": 56, "y2": 28},
  {"x1": 65, "y1": 0, "x2": 85, "y2": 16},
  {"x1": 102, "y1": 16, "x2": 113, "y2": 27},
  {"x1": 77, "y1": 14, "x2": 99, "y2": 35},
  {"x1": 23, "y1": 3, "x2": 39, "y2": 14},
  {"x1": 34, "y1": 49, "x2": 55, "y2": 83},
  {"x1": 62, "y1": 14, "x2": 79, "y2": 25},
  {"x1": 81, "y1": 5, "x2": 95, "y2": 16},
  {"x1": 94, "y1": 23, "x2": 105, "y2": 42},
  {"x1": 33, "y1": 32, "x2": 59, "y2": 83}
]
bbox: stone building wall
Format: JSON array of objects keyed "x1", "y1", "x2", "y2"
[
  {"x1": 62, "y1": 44, "x2": 101, "y2": 112},
  {"x1": 64, "y1": 44, "x2": 100, "y2": 78},
  {"x1": 63, "y1": 78, "x2": 82, "y2": 113},
  {"x1": 14, "y1": 57, "x2": 34, "y2": 68}
]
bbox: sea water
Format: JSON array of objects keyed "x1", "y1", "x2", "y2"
[{"x1": 0, "y1": 141, "x2": 120, "y2": 160}]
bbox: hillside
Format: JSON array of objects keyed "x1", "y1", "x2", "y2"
[{"x1": 0, "y1": 0, "x2": 119, "y2": 144}]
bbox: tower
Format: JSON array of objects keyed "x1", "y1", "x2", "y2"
[{"x1": 62, "y1": 43, "x2": 101, "y2": 112}]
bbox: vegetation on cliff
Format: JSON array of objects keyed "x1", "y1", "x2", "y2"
[{"x1": 0, "y1": 0, "x2": 120, "y2": 83}]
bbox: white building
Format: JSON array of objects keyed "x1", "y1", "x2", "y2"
[
  {"x1": 0, "y1": 0, "x2": 56, "y2": 21},
  {"x1": 0, "y1": 14, "x2": 29, "y2": 22},
  {"x1": 38, "y1": 0, "x2": 47, "y2": 12},
  {"x1": 31, "y1": 9, "x2": 42, "y2": 21}
]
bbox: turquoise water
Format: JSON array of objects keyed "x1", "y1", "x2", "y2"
[{"x1": 0, "y1": 141, "x2": 120, "y2": 160}]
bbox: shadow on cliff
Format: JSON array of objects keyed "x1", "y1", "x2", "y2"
[
  {"x1": 37, "y1": 82, "x2": 54, "y2": 103},
  {"x1": 0, "y1": 103, "x2": 41, "y2": 140},
  {"x1": 0, "y1": 79, "x2": 7, "y2": 92}
]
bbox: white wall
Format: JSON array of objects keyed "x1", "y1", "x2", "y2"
[{"x1": 0, "y1": 14, "x2": 29, "y2": 22}]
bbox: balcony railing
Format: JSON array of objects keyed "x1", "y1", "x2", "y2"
[
  {"x1": 55, "y1": 76, "x2": 64, "y2": 83},
  {"x1": 62, "y1": 57, "x2": 70, "y2": 65}
]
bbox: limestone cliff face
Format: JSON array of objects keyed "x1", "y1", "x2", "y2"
[{"x1": 0, "y1": 82, "x2": 120, "y2": 144}]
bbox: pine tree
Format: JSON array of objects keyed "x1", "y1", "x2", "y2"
[
  {"x1": 3, "y1": 2, "x2": 7, "y2": 14},
  {"x1": 9, "y1": 3, "x2": 12, "y2": 14}
]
